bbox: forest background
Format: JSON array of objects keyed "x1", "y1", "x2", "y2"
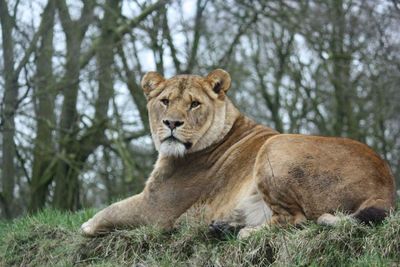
[{"x1": 0, "y1": 0, "x2": 399, "y2": 219}]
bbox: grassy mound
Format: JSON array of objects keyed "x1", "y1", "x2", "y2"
[{"x1": 1, "y1": 208, "x2": 400, "y2": 266}]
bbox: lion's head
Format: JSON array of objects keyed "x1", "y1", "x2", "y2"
[{"x1": 141, "y1": 69, "x2": 236, "y2": 157}]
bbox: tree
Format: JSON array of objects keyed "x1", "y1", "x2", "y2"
[{"x1": 29, "y1": 0, "x2": 56, "y2": 212}]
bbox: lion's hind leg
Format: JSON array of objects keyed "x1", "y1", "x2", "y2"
[{"x1": 269, "y1": 211, "x2": 307, "y2": 226}]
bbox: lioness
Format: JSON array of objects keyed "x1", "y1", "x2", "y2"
[{"x1": 81, "y1": 69, "x2": 396, "y2": 237}]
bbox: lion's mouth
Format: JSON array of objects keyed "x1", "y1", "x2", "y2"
[{"x1": 162, "y1": 136, "x2": 192, "y2": 149}]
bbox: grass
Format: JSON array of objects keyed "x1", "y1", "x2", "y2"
[{"x1": 1, "y1": 206, "x2": 400, "y2": 266}]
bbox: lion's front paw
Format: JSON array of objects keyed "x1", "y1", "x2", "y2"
[
  {"x1": 81, "y1": 218, "x2": 97, "y2": 236},
  {"x1": 80, "y1": 217, "x2": 110, "y2": 237}
]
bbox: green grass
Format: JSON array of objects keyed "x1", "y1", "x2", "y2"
[{"x1": 1, "y1": 207, "x2": 400, "y2": 266}]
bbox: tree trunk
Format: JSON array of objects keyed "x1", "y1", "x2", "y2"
[
  {"x1": 52, "y1": 0, "x2": 87, "y2": 209},
  {"x1": 52, "y1": 31, "x2": 83, "y2": 210},
  {"x1": 29, "y1": 1, "x2": 56, "y2": 213},
  {"x1": 0, "y1": 0, "x2": 18, "y2": 218},
  {"x1": 330, "y1": 0, "x2": 359, "y2": 139}
]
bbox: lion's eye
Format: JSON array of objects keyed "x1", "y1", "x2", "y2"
[
  {"x1": 161, "y1": 99, "x2": 169, "y2": 106},
  {"x1": 190, "y1": 101, "x2": 200, "y2": 109}
]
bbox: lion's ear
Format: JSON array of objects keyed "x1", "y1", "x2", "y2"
[
  {"x1": 206, "y1": 69, "x2": 231, "y2": 95},
  {"x1": 141, "y1": 72, "x2": 165, "y2": 98}
]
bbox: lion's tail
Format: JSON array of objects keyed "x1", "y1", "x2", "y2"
[
  {"x1": 318, "y1": 199, "x2": 392, "y2": 227},
  {"x1": 353, "y1": 196, "x2": 396, "y2": 225},
  {"x1": 353, "y1": 207, "x2": 388, "y2": 225}
]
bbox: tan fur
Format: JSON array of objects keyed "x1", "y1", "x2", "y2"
[{"x1": 81, "y1": 69, "x2": 396, "y2": 236}]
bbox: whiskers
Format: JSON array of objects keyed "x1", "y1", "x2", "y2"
[{"x1": 156, "y1": 126, "x2": 198, "y2": 157}]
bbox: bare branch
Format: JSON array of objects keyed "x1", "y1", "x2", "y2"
[
  {"x1": 79, "y1": 0, "x2": 169, "y2": 69},
  {"x1": 14, "y1": 1, "x2": 55, "y2": 77},
  {"x1": 185, "y1": 0, "x2": 209, "y2": 73},
  {"x1": 162, "y1": 6, "x2": 181, "y2": 73},
  {"x1": 218, "y1": 13, "x2": 258, "y2": 67},
  {"x1": 56, "y1": 0, "x2": 73, "y2": 34}
]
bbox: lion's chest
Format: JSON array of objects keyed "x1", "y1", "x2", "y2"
[{"x1": 181, "y1": 155, "x2": 259, "y2": 222}]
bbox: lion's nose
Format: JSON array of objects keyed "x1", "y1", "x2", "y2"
[{"x1": 163, "y1": 120, "x2": 184, "y2": 130}]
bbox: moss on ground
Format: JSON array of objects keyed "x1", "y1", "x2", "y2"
[{"x1": 1, "y1": 207, "x2": 399, "y2": 266}]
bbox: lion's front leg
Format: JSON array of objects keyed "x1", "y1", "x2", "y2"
[
  {"x1": 81, "y1": 174, "x2": 204, "y2": 236},
  {"x1": 81, "y1": 193, "x2": 151, "y2": 236}
]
